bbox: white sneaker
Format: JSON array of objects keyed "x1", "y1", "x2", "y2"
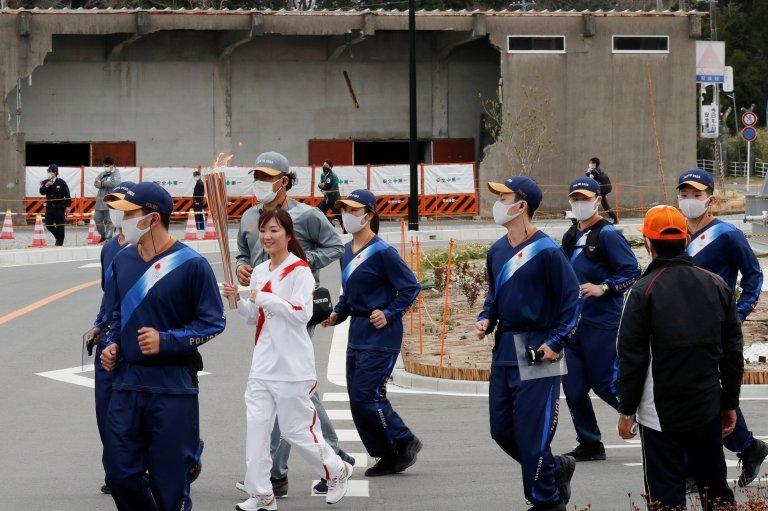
[
  {"x1": 326, "y1": 461, "x2": 353, "y2": 505},
  {"x1": 235, "y1": 493, "x2": 277, "y2": 511},
  {"x1": 235, "y1": 481, "x2": 247, "y2": 494}
]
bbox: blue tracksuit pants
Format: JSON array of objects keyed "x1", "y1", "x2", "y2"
[
  {"x1": 489, "y1": 365, "x2": 564, "y2": 508},
  {"x1": 346, "y1": 348, "x2": 414, "y2": 458},
  {"x1": 562, "y1": 321, "x2": 620, "y2": 445},
  {"x1": 104, "y1": 389, "x2": 199, "y2": 511},
  {"x1": 94, "y1": 345, "x2": 113, "y2": 478},
  {"x1": 724, "y1": 407, "x2": 755, "y2": 453}
]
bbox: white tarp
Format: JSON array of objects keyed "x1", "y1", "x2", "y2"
[
  {"x1": 423, "y1": 164, "x2": 475, "y2": 194},
  {"x1": 27, "y1": 164, "x2": 476, "y2": 199},
  {"x1": 370, "y1": 165, "x2": 417, "y2": 195},
  {"x1": 334, "y1": 166, "x2": 368, "y2": 196},
  {"x1": 27, "y1": 166, "x2": 83, "y2": 198}
]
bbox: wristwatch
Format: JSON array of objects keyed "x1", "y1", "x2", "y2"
[{"x1": 600, "y1": 283, "x2": 610, "y2": 294}]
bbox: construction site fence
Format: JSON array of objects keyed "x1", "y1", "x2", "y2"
[{"x1": 17, "y1": 163, "x2": 479, "y2": 220}]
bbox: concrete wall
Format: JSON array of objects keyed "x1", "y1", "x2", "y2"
[
  {"x1": 6, "y1": 31, "x2": 499, "y2": 167},
  {"x1": 0, "y1": 10, "x2": 701, "y2": 215},
  {"x1": 481, "y1": 15, "x2": 697, "y2": 214}
]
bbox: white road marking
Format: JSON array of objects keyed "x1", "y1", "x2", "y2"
[
  {"x1": 604, "y1": 444, "x2": 642, "y2": 449},
  {"x1": 349, "y1": 453, "x2": 369, "y2": 468},
  {"x1": 337, "y1": 429, "x2": 362, "y2": 442},
  {"x1": 626, "y1": 459, "x2": 740, "y2": 468},
  {"x1": 311, "y1": 479, "x2": 369, "y2": 497},
  {"x1": 79, "y1": 262, "x2": 101, "y2": 268},
  {"x1": 323, "y1": 393, "x2": 350, "y2": 402},
  {"x1": 326, "y1": 409, "x2": 353, "y2": 421},
  {"x1": 36, "y1": 364, "x2": 210, "y2": 389},
  {"x1": 327, "y1": 320, "x2": 349, "y2": 387}
]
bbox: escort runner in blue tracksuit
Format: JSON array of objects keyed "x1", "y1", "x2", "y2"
[
  {"x1": 323, "y1": 190, "x2": 422, "y2": 477},
  {"x1": 477, "y1": 176, "x2": 580, "y2": 511},
  {"x1": 676, "y1": 169, "x2": 767, "y2": 487},
  {"x1": 560, "y1": 178, "x2": 640, "y2": 462},
  {"x1": 85, "y1": 181, "x2": 134, "y2": 495},
  {"x1": 100, "y1": 183, "x2": 225, "y2": 511}
]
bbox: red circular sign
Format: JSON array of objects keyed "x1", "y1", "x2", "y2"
[{"x1": 742, "y1": 112, "x2": 758, "y2": 127}]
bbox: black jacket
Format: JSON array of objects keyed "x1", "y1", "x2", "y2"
[
  {"x1": 39, "y1": 177, "x2": 72, "y2": 209},
  {"x1": 616, "y1": 254, "x2": 743, "y2": 433},
  {"x1": 585, "y1": 168, "x2": 612, "y2": 195},
  {"x1": 193, "y1": 179, "x2": 205, "y2": 206}
]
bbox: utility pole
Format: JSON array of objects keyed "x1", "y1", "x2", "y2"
[
  {"x1": 407, "y1": 0, "x2": 419, "y2": 231},
  {"x1": 709, "y1": 0, "x2": 726, "y2": 187}
]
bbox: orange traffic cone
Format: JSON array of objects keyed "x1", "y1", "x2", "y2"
[
  {"x1": 0, "y1": 210, "x2": 14, "y2": 240},
  {"x1": 204, "y1": 213, "x2": 217, "y2": 240},
  {"x1": 29, "y1": 214, "x2": 47, "y2": 248},
  {"x1": 184, "y1": 210, "x2": 198, "y2": 241},
  {"x1": 87, "y1": 216, "x2": 102, "y2": 245}
]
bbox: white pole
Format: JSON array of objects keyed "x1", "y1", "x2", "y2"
[{"x1": 747, "y1": 140, "x2": 751, "y2": 193}]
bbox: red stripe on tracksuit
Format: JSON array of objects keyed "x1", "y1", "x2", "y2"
[
  {"x1": 307, "y1": 381, "x2": 330, "y2": 479},
  {"x1": 280, "y1": 259, "x2": 310, "y2": 280},
  {"x1": 253, "y1": 281, "x2": 273, "y2": 345}
]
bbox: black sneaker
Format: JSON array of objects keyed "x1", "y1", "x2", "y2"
[
  {"x1": 738, "y1": 438, "x2": 768, "y2": 487},
  {"x1": 554, "y1": 455, "x2": 576, "y2": 505},
  {"x1": 271, "y1": 476, "x2": 288, "y2": 498},
  {"x1": 393, "y1": 436, "x2": 423, "y2": 473},
  {"x1": 364, "y1": 457, "x2": 398, "y2": 477},
  {"x1": 189, "y1": 439, "x2": 204, "y2": 484},
  {"x1": 313, "y1": 479, "x2": 328, "y2": 495},
  {"x1": 527, "y1": 503, "x2": 566, "y2": 511},
  {"x1": 564, "y1": 442, "x2": 606, "y2": 462},
  {"x1": 100, "y1": 484, "x2": 111, "y2": 495},
  {"x1": 338, "y1": 449, "x2": 356, "y2": 467}
]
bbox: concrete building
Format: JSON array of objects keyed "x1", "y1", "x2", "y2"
[{"x1": 0, "y1": 8, "x2": 704, "y2": 217}]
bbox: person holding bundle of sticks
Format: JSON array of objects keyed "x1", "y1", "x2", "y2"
[
  {"x1": 222, "y1": 208, "x2": 353, "y2": 510},
  {"x1": 234, "y1": 151, "x2": 352, "y2": 497}
]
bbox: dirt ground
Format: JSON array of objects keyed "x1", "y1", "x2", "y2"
[{"x1": 402, "y1": 245, "x2": 768, "y2": 376}]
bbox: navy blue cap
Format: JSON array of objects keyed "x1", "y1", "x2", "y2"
[
  {"x1": 104, "y1": 181, "x2": 136, "y2": 203},
  {"x1": 108, "y1": 182, "x2": 173, "y2": 216},
  {"x1": 568, "y1": 177, "x2": 601, "y2": 198},
  {"x1": 488, "y1": 176, "x2": 543, "y2": 213},
  {"x1": 47, "y1": 164, "x2": 59, "y2": 174},
  {"x1": 677, "y1": 169, "x2": 714, "y2": 191},
  {"x1": 335, "y1": 189, "x2": 377, "y2": 211}
]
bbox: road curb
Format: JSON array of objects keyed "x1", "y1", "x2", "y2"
[{"x1": 391, "y1": 356, "x2": 489, "y2": 395}]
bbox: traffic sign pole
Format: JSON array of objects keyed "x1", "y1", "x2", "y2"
[{"x1": 747, "y1": 140, "x2": 751, "y2": 193}]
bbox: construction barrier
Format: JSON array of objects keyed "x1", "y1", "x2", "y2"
[{"x1": 23, "y1": 164, "x2": 479, "y2": 220}]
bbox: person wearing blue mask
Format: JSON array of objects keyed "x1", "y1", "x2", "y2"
[
  {"x1": 559, "y1": 178, "x2": 640, "y2": 462},
  {"x1": 322, "y1": 189, "x2": 422, "y2": 477},
  {"x1": 676, "y1": 169, "x2": 767, "y2": 487},
  {"x1": 476, "y1": 176, "x2": 580, "y2": 511},
  {"x1": 99, "y1": 182, "x2": 226, "y2": 511}
]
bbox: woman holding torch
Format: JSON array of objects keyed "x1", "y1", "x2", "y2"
[{"x1": 222, "y1": 208, "x2": 352, "y2": 511}]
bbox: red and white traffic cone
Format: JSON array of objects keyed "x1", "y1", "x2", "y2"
[
  {"x1": 184, "y1": 210, "x2": 198, "y2": 241},
  {"x1": 204, "y1": 213, "x2": 217, "y2": 240},
  {"x1": 0, "y1": 210, "x2": 14, "y2": 240},
  {"x1": 87, "y1": 216, "x2": 102, "y2": 245},
  {"x1": 29, "y1": 214, "x2": 47, "y2": 248}
]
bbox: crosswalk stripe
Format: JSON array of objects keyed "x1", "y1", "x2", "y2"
[
  {"x1": 311, "y1": 480, "x2": 369, "y2": 497},
  {"x1": 337, "y1": 429, "x2": 362, "y2": 442},
  {"x1": 326, "y1": 409, "x2": 353, "y2": 421},
  {"x1": 323, "y1": 392, "x2": 349, "y2": 402},
  {"x1": 349, "y1": 453, "x2": 369, "y2": 468}
]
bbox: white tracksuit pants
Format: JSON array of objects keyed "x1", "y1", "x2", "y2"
[{"x1": 244, "y1": 378, "x2": 344, "y2": 496}]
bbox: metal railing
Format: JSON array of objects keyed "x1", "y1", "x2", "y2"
[{"x1": 696, "y1": 159, "x2": 767, "y2": 178}]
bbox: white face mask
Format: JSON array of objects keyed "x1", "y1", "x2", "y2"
[
  {"x1": 342, "y1": 212, "x2": 368, "y2": 234},
  {"x1": 493, "y1": 200, "x2": 523, "y2": 226},
  {"x1": 254, "y1": 180, "x2": 283, "y2": 205},
  {"x1": 678, "y1": 197, "x2": 709, "y2": 219},
  {"x1": 109, "y1": 209, "x2": 124, "y2": 230},
  {"x1": 121, "y1": 213, "x2": 153, "y2": 245},
  {"x1": 570, "y1": 199, "x2": 599, "y2": 222}
]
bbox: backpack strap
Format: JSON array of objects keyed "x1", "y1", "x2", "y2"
[{"x1": 561, "y1": 220, "x2": 580, "y2": 259}]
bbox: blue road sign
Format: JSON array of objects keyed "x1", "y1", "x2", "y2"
[{"x1": 742, "y1": 126, "x2": 758, "y2": 142}]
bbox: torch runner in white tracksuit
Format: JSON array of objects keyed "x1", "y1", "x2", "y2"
[{"x1": 222, "y1": 207, "x2": 352, "y2": 511}]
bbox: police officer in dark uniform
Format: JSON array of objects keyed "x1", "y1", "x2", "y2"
[{"x1": 39, "y1": 164, "x2": 72, "y2": 246}]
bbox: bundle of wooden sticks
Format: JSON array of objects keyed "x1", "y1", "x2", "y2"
[{"x1": 204, "y1": 153, "x2": 238, "y2": 309}]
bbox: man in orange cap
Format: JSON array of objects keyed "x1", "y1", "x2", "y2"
[{"x1": 615, "y1": 205, "x2": 743, "y2": 510}]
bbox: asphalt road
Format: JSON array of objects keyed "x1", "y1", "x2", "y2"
[{"x1": 1, "y1": 253, "x2": 767, "y2": 511}]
